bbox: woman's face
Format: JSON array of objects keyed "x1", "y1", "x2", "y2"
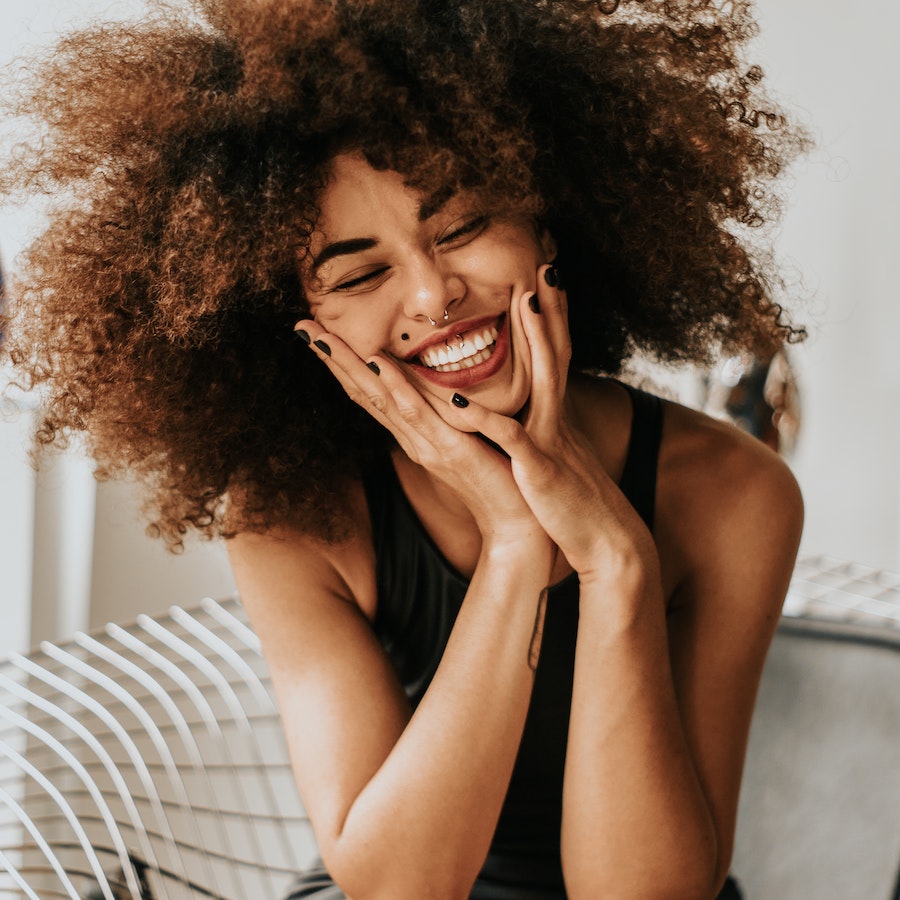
[{"x1": 301, "y1": 154, "x2": 555, "y2": 416}]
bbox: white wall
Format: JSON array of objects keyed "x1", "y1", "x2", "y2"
[
  {"x1": 752, "y1": 0, "x2": 900, "y2": 571},
  {"x1": 1, "y1": 0, "x2": 899, "y2": 653},
  {"x1": 0, "y1": 389, "x2": 36, "y2": 658}
]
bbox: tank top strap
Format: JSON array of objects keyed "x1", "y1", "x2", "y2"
[{"x1": 616, "y1": 381, "x2": 664, "y2": 533}]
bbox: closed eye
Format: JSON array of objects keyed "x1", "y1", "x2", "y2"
[
  {"x1": 333, "y1": 266, "x2": 390, "y2": 292},
  {"x1": 436, "y1": 215, "x2": 490, "y2": 247}
]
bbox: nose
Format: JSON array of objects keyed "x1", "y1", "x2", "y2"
[{"x1": 402, "y1": 253, "x2": 464, "y2": 325}]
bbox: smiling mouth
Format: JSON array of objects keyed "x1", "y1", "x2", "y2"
[{"x1": 416, "y1": 322, "x2": 500, "y2": 372}]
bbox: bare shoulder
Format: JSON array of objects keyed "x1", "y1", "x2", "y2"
[
  {"x1": 654, "y1": 399, "x2": 804, "y2": 613},
  {"x1": 225, "y1": 478, "x2": 381, "y2": 690},
  {"x1": 227, "y1": 478, "x2": 378, "y2": 622}
]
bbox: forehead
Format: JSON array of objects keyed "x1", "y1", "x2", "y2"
[
  {"x1": 311, "y1": 154, "x2": 476, "y2": 244},
  {"x1": 315, "y1": 155, "x2": 423, "y2": 235}
]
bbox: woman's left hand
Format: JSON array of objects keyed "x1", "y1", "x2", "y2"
[{"x1": 451, "y1": 265, "x2": 656, "y2": 585}]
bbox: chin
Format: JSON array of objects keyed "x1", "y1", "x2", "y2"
[{"x1": 471, "y1": 380, "x2": 531, "y2": 419}]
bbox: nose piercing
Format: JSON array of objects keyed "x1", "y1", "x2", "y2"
[
  {"x1": 427, "y1": 316, "x2": 437, "y2": 326},
  {"x1": 443, "y1": 308, "x2": 450, "y2": 321}
]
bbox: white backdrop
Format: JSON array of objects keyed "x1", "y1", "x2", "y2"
[{"x1": 1, "y1": 0, "x2": 898, "y2": 654}]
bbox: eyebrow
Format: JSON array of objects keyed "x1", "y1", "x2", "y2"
[{"x1": 311, "y1": 237, "x2": 379, "y2": 272}]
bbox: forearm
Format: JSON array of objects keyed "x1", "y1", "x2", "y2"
[
  {"x1": 561, "y1": 567, "x2": 719, "y2": 900},
  {"x1": 328, "y1": 541, "x2": 553, "y2": 899}
]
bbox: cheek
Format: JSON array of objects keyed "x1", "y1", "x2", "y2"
[{"x1": 310, "y1": 301, "x2": 394, "y2": 358}]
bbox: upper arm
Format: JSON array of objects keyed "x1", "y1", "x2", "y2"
[
  {"x1": 656, "y1": 405, "x2": 804, "y2": 874},
  {"x1": 226, "y1": 516, "x2": 412, "y2": 860}
]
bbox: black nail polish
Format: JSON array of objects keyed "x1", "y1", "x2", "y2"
[
  {"x1": 313, "y1": 339, "x2": 332, "y2": 356},
  {"x1": 295, "y1": 328, "x2": 311, "y2": 344},
  {"x1": 544, "y1": 266, "x2": 559, "y2": 288},
  {"x1": 528, "y1": 293, "x2": 541, "y2": 314},
  {"x1": 367, "y1": 361, "x2": 380, "y2": 375},
  {"x1": 452, "y1": 393, "x2": 469, "y2": 408}
]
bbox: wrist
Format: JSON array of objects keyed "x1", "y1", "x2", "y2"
[
  {"x1": 480, "y1": 530, "x2": 555, "y2": 576},
  {"x1": 577, "y1": 544, "x2": 663, "y2": 620}
]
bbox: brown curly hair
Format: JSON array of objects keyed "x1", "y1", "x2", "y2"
[{"x1": 0, "y1": 0, "x2": 807, "y2": 548}]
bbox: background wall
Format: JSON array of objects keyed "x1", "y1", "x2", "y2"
[
  {"x1": 1, "y1": 0, "x2": 898, "y2": 654},
  {"x1": 752, "y1": 0, "x2": 900, "y2": 571}
]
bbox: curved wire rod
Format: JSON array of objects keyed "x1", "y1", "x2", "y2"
[
  {"x1": 104, "y1": 623, "x2": 224, "y2": 740},
  {"x1": 74, "y1": 631, "x2": 228, "y2": 898},
  {"x1": 9, "y1": 797, "x2": 310, "y2": 838},
  {"x1": 0, "y1": 786, "x2": 78, "y2": 899},
  {"x1": 0, "y1": 669, "x2": 157, "y2": 870},
  {"x1": 135, "y1": 616, "x2": 250, "y2": 732},
  {"x1": 40, "y1": 638, "x2": 199, "y2": 890},
  {"x1": 168, "y1": 606, "x2": 276, "y2": 714},
  {"x1": 134, "y1": 614, "x2": 276, "y2": 884},
  {"x1": 0, "y1": 847, "x2": 43, "y2": 900},
  {"x1": 0, "y1": 741, "x2": 116, "y2": 900},
  {"x1": 11, "y1": 650, "x2": 184, "y2": 886},
  {"x1": 0, "y1": 701, "x2": 144, "y2": 898},
  {"x1": 4, "y1": 830, "x2": 307, "y2": 880},
  {"x1": 200, "y1": 598, "x2": 262, "y2": 655},
  {"x1": 167, "y1": 606, "x2": 299, "y2": 873},
  {"x1": 82, "y1": 850, "x2": 229, "y2": 900}
]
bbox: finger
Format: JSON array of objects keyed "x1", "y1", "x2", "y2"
[
  {"x1": 537, "y1": 264, "x2": 571, "y2": 373},
  {"x1": 295, "y1": 319, "x2": 470, "y2": 462},
  {"x1": 517, "y1": 289, "x2": 565, "y2": 442},
  {"x1": 294, "y1": 319, "x2": 395, "y2": 429},
  {"x1": 443, "y1": 390, "x2": 553, "y2": 476}
]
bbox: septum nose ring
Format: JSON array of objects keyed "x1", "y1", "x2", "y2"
[{"x1": 427, "y1": 309, "x2": 450, "y2": 326}]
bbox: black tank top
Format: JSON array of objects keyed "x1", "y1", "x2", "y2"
[{"x1": 361, "y1": 383, "x2": 666, "y2": 898}]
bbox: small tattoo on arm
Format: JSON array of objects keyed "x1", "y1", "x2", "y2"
[{"x1": 528, "y1": 587, "x2": 549, "y2": 672}]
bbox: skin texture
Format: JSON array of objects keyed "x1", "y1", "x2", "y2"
[{"x1": 227, "y1": 156, "x2": 804, "y2": 899}]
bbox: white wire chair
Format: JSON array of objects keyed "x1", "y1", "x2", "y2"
[
  {"x1": 0, "y1": 554, "x2": 898, "y2": 899},
  {"x1": 0, "y1": 597, "x2": 316, "y2": 900}
]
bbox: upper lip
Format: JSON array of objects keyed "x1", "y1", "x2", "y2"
[{"x1": 402, "y1": 314, "x2": 503, "y2": 362}]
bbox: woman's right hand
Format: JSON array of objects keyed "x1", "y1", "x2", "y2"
[{"x1": 293, "y1": 320, "x2": 551, "y2": 553}]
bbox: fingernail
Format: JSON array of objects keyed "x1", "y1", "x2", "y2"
[
  {"x1": 313, "y1": 339, "x2": 331, "y2": 356},
  {"x1": 544, "y1": 266, "x2": 559, "y2": 288},
  {"x1": 452, "y1": 393, "x2": 469, "y2": 408},
  {"x1": 367, "y1": 361, "x2": 380, "y2": 375},
  {"x1": 528, "y1": 293, "x2": 541, "y2": 314},
  {"x1": 295, "y1": 328, "x2": 311, "y2": 344}
]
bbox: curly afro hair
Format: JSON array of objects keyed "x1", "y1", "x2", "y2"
[{"x1": 0, "y1": 0, "x2": 807, "y2": 548}]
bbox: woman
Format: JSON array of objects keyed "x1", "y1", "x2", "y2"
[{"x1": 0, "y1": 0, "x2": 806, "y2": 896}]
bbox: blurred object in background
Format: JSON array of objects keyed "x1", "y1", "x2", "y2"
[{"x1": 702, "y1": 348, "x2": 801, "y2": 457}]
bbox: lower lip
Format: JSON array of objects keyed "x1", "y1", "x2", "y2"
[{"x1": 408, "y1": 315, "x2": 510, "y2": 390}]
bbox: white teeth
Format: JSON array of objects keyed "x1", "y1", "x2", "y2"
[{"x1": 419, "y1": 323, "x2": 498, "y2": 371}]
